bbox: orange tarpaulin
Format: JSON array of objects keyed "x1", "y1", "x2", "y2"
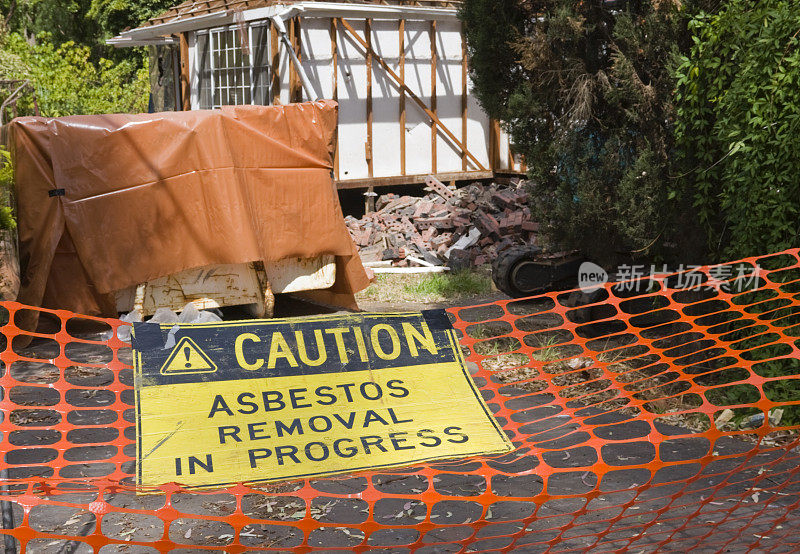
[{"x1": 8, "y1": 100, "x2": 368, "y2": 316}]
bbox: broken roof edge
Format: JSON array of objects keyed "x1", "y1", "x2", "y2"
[
  {"x1": 108, "y1": 10, "x2": 235, "y2": 47},
  {"x1": 107, "y1": 36, "x2": 179, "y2": 47},
  {"x1": 144, "y1": 0, "x2": 462, "y2": 27},
  {"x1": 109, "y1": 1, "x2": 460, "y2": 48}
]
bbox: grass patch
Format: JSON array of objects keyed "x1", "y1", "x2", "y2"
[
  {"x1": 357, "y1": 270, "x2": 493, "y2": 304},
  {"x1": 402, "y1": 271, "x2": 492, "y2": 298},
  {"x1": 530, "y1": 335, "x2": 563, "y2": 363}
]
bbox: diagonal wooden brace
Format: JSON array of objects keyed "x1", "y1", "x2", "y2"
[{"x1": 338, "y1": 17, "x2": 487, "y2": 172}]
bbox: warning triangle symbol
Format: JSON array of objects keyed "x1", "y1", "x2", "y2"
[{"x1": 160, "y1": 337, "x2": 218, "y2": 375}]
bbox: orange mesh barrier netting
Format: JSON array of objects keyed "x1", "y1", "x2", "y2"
[{"x1": 0, "y1": 250, "x2": 799, "y2": 552}]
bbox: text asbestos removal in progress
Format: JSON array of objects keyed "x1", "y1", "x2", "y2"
[{"x1": 132, "y1": 311, "x2": 513, "y2": 487}]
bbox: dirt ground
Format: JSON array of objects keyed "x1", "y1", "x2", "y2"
[
  {"x1": 349, "y1": 291, "x2": 510, "y2": 315},
  {"x1": 273, "y1": 269, "x2": 509, "y2": 317}
]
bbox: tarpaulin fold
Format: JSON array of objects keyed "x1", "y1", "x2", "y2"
[{"x1": 8, "y1": 100, "x2": 369, "y2": 317}]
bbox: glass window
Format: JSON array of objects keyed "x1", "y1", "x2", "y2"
[{"x1": 195, "y1": 23, "x2": 271, "y2": 109}]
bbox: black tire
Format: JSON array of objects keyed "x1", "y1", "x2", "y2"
[{"x1": 492, "y1": 246, "x2": 542, "y2": 297}]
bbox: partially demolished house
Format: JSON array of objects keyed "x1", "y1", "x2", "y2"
[{"x1": 110, "y1": 0, "x2": 523, "y2": 192}]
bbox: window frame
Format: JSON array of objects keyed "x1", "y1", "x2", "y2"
[{"x1": 193, "y1": 21, "x2": 271, "y2": 110}]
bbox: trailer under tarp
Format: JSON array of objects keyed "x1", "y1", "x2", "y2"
[{"x1": 9, "y1": 100, "x2": 369, "y2": 323}]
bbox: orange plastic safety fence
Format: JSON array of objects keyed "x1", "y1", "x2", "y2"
[{"x1": 1, "y1": 250, "x2": 800, "y2": 553}]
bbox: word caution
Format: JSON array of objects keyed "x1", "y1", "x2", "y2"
[{"x1": 132, "y1": 312, "x2": 512, "y2": 487}]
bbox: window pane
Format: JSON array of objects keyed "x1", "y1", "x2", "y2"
[
  {"x1": 253, "y1": 26, "x2": 269, "y2": 68},
  {"x1": 197, "y1": 33, "x2": 209, "y2": 71},
  {"x1": 252, "y1": 24, "x2": 270, "y2": 105},
  {"x1": 206, "y1": 25, "x2": 268, "y2": 108},
  {"x1": 196, "y1": 33, "x2": 212, "y2": 109}
]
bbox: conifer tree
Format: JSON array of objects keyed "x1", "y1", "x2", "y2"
[{"x1": 461, "y1": 0, "x2": 698, "y2": 266}]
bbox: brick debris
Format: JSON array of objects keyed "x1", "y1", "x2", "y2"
[{"x1": 345, "y1": 177, "x2": 539, "y2": 268}]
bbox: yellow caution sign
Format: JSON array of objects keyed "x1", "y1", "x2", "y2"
[
  {"x1": 160, "y1": 337, "x2": 217, "y2": 375},
  {"x1": 132, "y1": 311, "x2": 513, "y2": 488}
]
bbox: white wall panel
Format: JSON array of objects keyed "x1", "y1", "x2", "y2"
[
  {"x1": 300, "y1": 18, "x2": 335, "y2": 101},
  {"x1": 434, "y1": 20, "x2": 466, "y2": 173},
  {"x1": 402, "y1": 19, "x2": 433, "y2": 177},
  {"x1": 335, "y1": 19, "x2": 369, "y2": 180},
  {"x1": 498, "y1": 126, "x2": 511, "y2": 170},
  {"x1": 369, "y1": 19, "x2": 402, "y2": 178},
  {"x1": 466, "y1": 76, "x2": 491, "y2": 170}
]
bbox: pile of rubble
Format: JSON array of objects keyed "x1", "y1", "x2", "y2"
[{"x1": 345, "y1": 177, "x2": 538, "y2": 269}]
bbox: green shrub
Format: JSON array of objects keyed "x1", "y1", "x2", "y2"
[
  {"x1": 674, "y1": 1, "x2": 800, "y2": 259},
  {"x1": 2, "y1": 32, "x2": 148, "y2": 117},
  {"x1": 0, "y1": 149, "x2": 15, "y2": 231}
]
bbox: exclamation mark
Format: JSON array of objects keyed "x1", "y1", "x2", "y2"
[{"x1": 184, "y1": 346, "x2": 191, "y2": 368}]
